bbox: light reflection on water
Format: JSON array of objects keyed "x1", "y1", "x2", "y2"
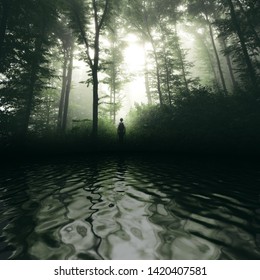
[{"x1": 0, "y1": 155, "x2": 260, "y2": 259}]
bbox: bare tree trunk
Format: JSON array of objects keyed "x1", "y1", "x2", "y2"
[
  {"x1": 92, "y1": 6, "x2": 99, "y2": 142},
  {"x1": 143, "y1": 5, "x2": 163, "y2": 105},
  {"x1": 111, "y1": 43, "x2": 116, "y2": 124},
  {"x1": 220, "y1": 37, "x2": 236, "y2": 89},
  {"x1": 23, "y1": 36, "x2": 43, "y2": 136},
  {"x1": 175, "y1": 24, "x2": 189, "y2": 93},
  {"x1": 150, "y1": 39, "x2": 163, "y2": 105},
  {"x1": 46, "y1": 97, "x2": 51, "y2": 129},
  {"x1": 57, "y1": 52, "x2": 68, "y2": 132},
  {"x1": 165, "y1": 62, "x2": 172, "y2": 106},
  {"x1": 206, "y1": 15, "x2": 228, "y2": 95},
  {"x1": 112, "y1": 68, "x2": 116, "y2": 124},
  {"x1": 142, "y1": 42, "x2": 152, "y2": 105},
  {"x1": 162, "y1": 47, "x2": 172, "y2": 106},
  {"x1": 61, "y1": 43, "x2": 74, "y2": 133},
  {"x1": 109, "y1": 84, "x2": 113, "y2": 121},
  {"x1": 192, "y1": 30, "x2": 220, "y2": 90},
  {"x1": 92, "y1": 67, "x2": 99, "y2": 140}
]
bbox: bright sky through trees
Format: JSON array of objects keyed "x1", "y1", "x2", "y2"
[
  {"x1": 116, "y1": 35, "x2": 148, "y2": 119},
  {"x1": 70, "y1": 29, "x2": 197, "y2": 122},
  {"x1": 124, "y1": 40, "x2": 147, "y2": 99}
]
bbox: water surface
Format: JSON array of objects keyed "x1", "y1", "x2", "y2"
[{"x1": 0, "y1": 155, "x2": 259, "y2": 259}]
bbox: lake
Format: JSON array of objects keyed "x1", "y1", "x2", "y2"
[{"x1": 0, "y1": 154, "x2": 260, "y2": 259}]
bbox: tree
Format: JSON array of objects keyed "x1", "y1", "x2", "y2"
[
  {"x1": 185, "y1": 24, "x2": 220, "y2": 89},
  {"x1": 66, "y1": 0, "x2": 111, "y2": 141},
  {"x1": 124, "y1": 0, "x2": 164, "y2": 105},
  {"x1": 127, "y1": 0, "x2": 195, "y2": 105},
  {"x1": 100, "y1": 25, "x2": 126, "y2": 124},
  {"x1": 187, "y1": 0, "x2": 228, "y2": 95},
  {"x1": 226, "y1": 0, "x2": 258, "y2": 91},
  {"x1": 154, "y1": 22, "x2": 193, "y2": 105},
  {"x1": 0, "y1": 0, "x2": 60, "y2": 137},
  {"x1": 57, "y1": 21, "x2": 75, "y2": 134},
  {"x1": 213, "y1": 0, "x2": 259, "y2": 91}
]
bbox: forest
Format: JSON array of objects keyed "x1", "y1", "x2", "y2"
[{"x1": 0, "y1": 0, "x2": 259, "y2": 156}]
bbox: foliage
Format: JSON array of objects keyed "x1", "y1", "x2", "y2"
[
  {"x1": 126, "y1": 87, "x2": 260, "y2": 154},
  {"x1": 0, "y1": 0, "x2": 63, "y2": 137}
]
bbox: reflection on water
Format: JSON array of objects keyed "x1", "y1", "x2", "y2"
[{"x1": 0, "y1": 155, "x2": 260, "y2": 259}]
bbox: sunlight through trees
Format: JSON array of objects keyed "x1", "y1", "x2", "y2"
[{"x1": 0, "y1": 0, "x2": 259, "y2": 153}]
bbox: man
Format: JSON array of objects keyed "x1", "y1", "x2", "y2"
[{"x1": 117, "y1": 118, "x2": 126, "y2": 143}]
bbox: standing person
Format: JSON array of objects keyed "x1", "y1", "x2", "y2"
[{"x1": 117, "y1": 118, "x2": 126, "y2": 143}]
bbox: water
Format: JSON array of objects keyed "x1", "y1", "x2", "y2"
[{"x1": 0, "y1": 155, "x2": 260, "y2": 260}]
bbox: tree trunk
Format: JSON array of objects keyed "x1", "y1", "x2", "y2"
[
  {"x1": 220, "y1": 37, "x2": 236, "y2": 89},
  {"x1": 143, "y1": 42, "x2": 152, "y2": 105},
  {"x1": 108, "y1": 64, "x2": 116, "y2": 124},
  {"x1": 46, "y1": 97, "x2": 51, "y2": 129},
  {"x1": 92, "y1": 16, "x2": 99, "y2": 141},
  {"x1": 23, "y1": 37, "x2": 43, "y2": 136},
  {"x1": 150, "y1": 39, "x2": 163, "y2": 105},
  {"x1": 92, "y1": 30, "x2": 99, "y2": 142},
  {"x1": 227, "y1": 0, "x2": 258, "y2": 91},
  {"x1": 90, "y1": 0, "x2": 109, "y2": 142},
  {"x1": 112, "y1": 73, "x2": 116, "y2": 124},
  {"x1": 111, "y1": 50, "x2": 116, "y2": 124},
  {"x1": 144, "y1": 59, "x2": 152, "y2": 105},
  {"x1": 57, "y1": 52, "x2": 68, "y2": 132},
  {"x1": 199, "y1": 33, "x2": 220, "y2": 90},
  {"x1": 143, "y1": 5, "x2": 163, "y2": 105},
  {"x1": 109, "y1": 85, "x2": 113, "y2": 121},
  {"x1": 206, "y1": 15, "x2": 228, "y2": 95},
  {"x1": 92, "y1": 67, "x2": 99, "y2": 141},
  {"x1": 175, "y1": 25, "x2": 189, "y2": 93},
  {"x1": 162, "y1": 48, "x2": 172, "y2": 106},
  {"x1": 61, "y1": 43, "x2": 74, "y2": 133}
]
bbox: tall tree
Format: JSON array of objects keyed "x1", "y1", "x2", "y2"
[
  {"x1": 185, "y1": 24, "x2": 220, "y2": 89},
  {"x1": 125, "y1": 0, "x2": 164, "y2": 105},
  {"x1": 187, "y1": 0, "x2": 228, "y2": 94},
  {"x1": 214, "y1": 0, "x2": 259, "y2": 90},
  {"x1": 0, "y1": 0, "x2": 60, "y2": 136},
  {"x1": 101, "y1": 25, "x2": 126, "y2": 124},
  {"x1": 57, "y1": 22, "x2": 75, "y2": 133},
  {"x1": 66, "y1": 0, "x2": 110, "y2": 141},
  {"x1": 219, "y1": 36, "x2": 237, "y2": 89},
  {"x1": 61, "y1": 39, "x2": 74, "y2": 133},
  {"x1": 142, "y1": 42, "x2": 152, "y2": 105},
  {"x1": 226, "y1": 0, "x2": 258, "y2": 91}
]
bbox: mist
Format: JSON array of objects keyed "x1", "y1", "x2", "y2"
[{"x1": 0, "y1": 0, "x2": 259, "y2": 155}]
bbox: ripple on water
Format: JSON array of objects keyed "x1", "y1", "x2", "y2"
[{"x1": 0, "y1": 156, "x2": 259, "y2": 259}]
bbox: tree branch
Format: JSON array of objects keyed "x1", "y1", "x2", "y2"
[
  {"x1": 72, "y1": 3, "x2": 93, "y2": 68},
  {"x1": 98, "y1": 0, "x2": 109, "y2": 31}
]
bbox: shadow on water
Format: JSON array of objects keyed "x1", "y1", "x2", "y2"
[{"x1": 0, "y1": 155, "x2": 260, "y2": 259}]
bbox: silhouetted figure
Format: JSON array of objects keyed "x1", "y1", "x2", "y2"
[{"x1": 117, "y1": 118, "x2": 126, "y2": 143}]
